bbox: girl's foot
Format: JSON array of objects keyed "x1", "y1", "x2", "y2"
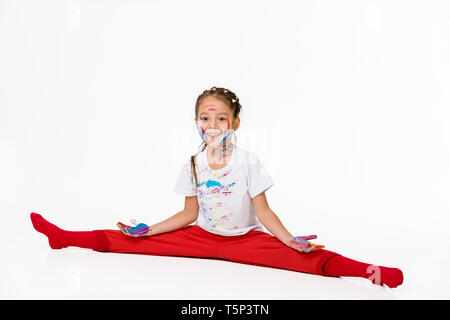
[
  {"x1": 30, "y1": 212, "x2": 67, "y2": 249},
  {"x1": 370, "y1": 265, "x2": 404, "y2": 288}
]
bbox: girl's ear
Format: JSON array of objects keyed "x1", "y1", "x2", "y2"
[{"x1": 233, "y1": 117, "x2": 240, "y2": 131}]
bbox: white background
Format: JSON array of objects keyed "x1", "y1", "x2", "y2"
[{"x1": 1, "y1": 0, "x2": 449, "y2": 299}]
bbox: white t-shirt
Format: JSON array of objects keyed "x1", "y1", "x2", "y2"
[{"x1": 173, "y1": 144, "x2": 274, "y2": 236}]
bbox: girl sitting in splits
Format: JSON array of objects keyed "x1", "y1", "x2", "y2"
[{"x1": 30, "y1": 86, "x2": 403, "y2": 288}]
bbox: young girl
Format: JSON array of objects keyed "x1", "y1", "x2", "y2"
[{"x1": 30, "y1": 86, "x2": 403, "y2": 288}]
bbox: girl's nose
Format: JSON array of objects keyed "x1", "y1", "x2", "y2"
[{"x1": 208, "y1": 115, "x2": 218, "y2": 128}]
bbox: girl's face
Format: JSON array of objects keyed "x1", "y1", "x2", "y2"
[{"x1": 196, "y1": 96, "x2": 239, "y2": 148}]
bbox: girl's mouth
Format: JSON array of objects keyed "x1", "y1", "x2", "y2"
[
  {"x1": 206, "y1": 130, "x2": 222, "y2": 138},
  {"x1": 200, "y1": 128, "x2": 233, "y2": 145}
]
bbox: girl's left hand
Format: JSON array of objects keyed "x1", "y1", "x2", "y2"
[{"x1": 290, "y1": 235, "x2": 325, "y2": 253}]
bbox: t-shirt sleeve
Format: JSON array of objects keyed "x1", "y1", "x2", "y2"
[
  {"x1": 247, "y1": 153, "x2": 274, "y2": 199},
  {"x1": 173, "y1": 160, "x2": 197, "y2": 197}
]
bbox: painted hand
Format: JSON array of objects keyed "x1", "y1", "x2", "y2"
[
  {"x1": 290, "y1": 235, "x2": 325, "y2": 253},
  {"x1": 116, "y1": 219, "x2": 150, "y2": 237}
]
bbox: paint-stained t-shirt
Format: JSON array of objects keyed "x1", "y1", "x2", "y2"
[{"x1": 173, "y1": 144, "x2": 274, "y2": 236}]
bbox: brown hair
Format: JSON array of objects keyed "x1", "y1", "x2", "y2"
[{"x1": 190, "y1": 86, "x2": 242, "y2": 194}]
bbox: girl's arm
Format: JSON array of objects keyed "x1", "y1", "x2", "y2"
[
  {"x1": 144, "y1": 209, "x2": 197, "y2": 236},
  {"x1": 144, "y1": 196, "x2": 199, "y2": 236},
  {"x1": 252, "y1": 192, "x2": 294, "y2": 246}
]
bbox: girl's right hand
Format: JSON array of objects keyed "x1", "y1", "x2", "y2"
[{"x1": 116, "y1": 220, "x2": 150, "y2": 237}]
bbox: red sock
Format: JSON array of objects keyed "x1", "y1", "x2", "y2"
[
  {"x1": 323, "y1": 254, "x2": 404, "y2": 288},
  {"x1": 30, "y1": 212, "x2": 100, "y2": 250}
]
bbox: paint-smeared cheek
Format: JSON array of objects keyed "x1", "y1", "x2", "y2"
[
  {"x1": 197, "y1": 125, "x2": 207, "y2": 142},
  {"x1": 228, "y1": 117, "x2": 233, "y2": 130}
]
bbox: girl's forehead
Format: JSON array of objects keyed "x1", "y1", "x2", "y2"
[{"x1": 198, "y1": 100, "x2": 231, "y2": 115}]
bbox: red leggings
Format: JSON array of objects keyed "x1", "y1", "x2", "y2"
[
  {"x1": 93, "y1": 225, "x2": 341, "y2": 276},
  {"x1": 30, "y1": 212, "x2": 403, "y2": 287}
]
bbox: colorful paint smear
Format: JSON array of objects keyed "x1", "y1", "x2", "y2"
[
  {"x1": 289, "y1": 235, "x2": 325, "y2": 253},
  {"x1": 116, "y1": 222, "x2": 150, "y2": 237}
]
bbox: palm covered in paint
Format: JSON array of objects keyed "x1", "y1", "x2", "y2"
[
  {"x1": 117, "y1": 219, "x2": 150, "y2": 237},
  {"x1": 290, "y1": 235, "x2": 325, "y2": 253}
]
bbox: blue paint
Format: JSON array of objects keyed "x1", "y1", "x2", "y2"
[
  {"x1": 206, "y1": 180, "x2": 222, "y2": 188},
  {"x1": 198, "y1": 180, "x2": 236, "y2": 189}
]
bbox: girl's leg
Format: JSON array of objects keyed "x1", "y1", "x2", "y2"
[
  {"x1": 216, "y1": 229, "x2": 403, "y2": 288},
  {"x1": 215, "y1": 229, "x2": 340, "y2": 276},
  {"x1": 30, "y1": 212, "x2": 219, "y2": 259},
  {"x1": 95, "y1": 225, "x2": 218, "y2": 259}
]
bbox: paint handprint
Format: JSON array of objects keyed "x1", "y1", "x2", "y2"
[
  {"x1": 290, "y1": 235, "x2": 325, "y2": 253},
  {"x1": 116, "y1": 219, "x2": 151, "y2": 237}
]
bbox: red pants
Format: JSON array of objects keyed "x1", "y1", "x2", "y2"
[{"x1": 93, "y1": 225, "x2": 341, "y2": 276}]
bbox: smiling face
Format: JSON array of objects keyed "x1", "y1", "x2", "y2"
[{"x1": 196, "y1": 96, "x2": 240, "y2": 149}]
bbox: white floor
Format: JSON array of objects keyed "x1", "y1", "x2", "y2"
[{"x1": 2, "y1": 214, "x2": 449, "y2": 300}]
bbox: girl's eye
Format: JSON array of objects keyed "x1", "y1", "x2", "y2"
[{"x1": 200, "y1": 117, "x2": 227, "y2": 121}]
